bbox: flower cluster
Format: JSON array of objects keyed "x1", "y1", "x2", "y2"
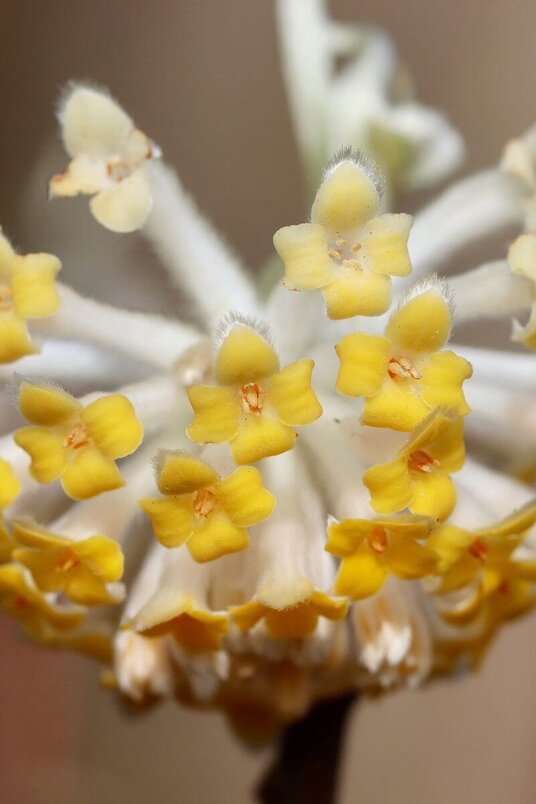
[{"x1": 2, "y1": 0, "x2": 536, "y2": 742}]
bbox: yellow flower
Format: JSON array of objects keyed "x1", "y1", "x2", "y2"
[
  {"x1": 335, "y1": 285, "x2": 472, "y2": 430},
  {"x1": 140, "y1": 451, "x2": 275, "y2": 562},
  {"x1": 11, "y1": 520, "x2": 124, "y2": 606},
  {"x1": 363, "y1": 410, "x2": 465, "y2": 520},
  {"x1": 133, "y1": 594, "x2": 229, "y2": 653},
  {"x1": 326, "y1": 514, "x2": 436, "y2": 599},
  {"x1": 0, "y1": 231, "x2": 61, "y2": 363},
  {"x1": 49, "y1": 85, "x2": 160, "y2": 233},
  {"x1": 0, "y1": 563, "x2": 84, "y2": 637},
  {"x1": 430, "y1": 502, "x2": 536, "y2": 609},
  {"x1": 273, "y1": 156, "x2": 412, "y2": 319},
  {"x1": 186, "y1": 323, "x2": 322, "y2": 463},
  {"x1": 14, "y1": 381, "x2": 143, "y2": 500},
  {"x1": 484, "y1": 561, "x2": 536, "y2": 623},
  {"x1": 231, "y1": 591, "x2": 348, "y2": 640}
]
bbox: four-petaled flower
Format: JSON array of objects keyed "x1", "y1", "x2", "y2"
[
  {"x1": 11, "y1": 520, "x2": 124, "y2": 606},
  {"x1": 273, "y1": 156, "x2": 412, "y2": 319},
  {"x1": 186, "y1": 323, "x2": 322, "y2": 464},
  {"x1": 0, "y1": 231, "x2": 61, "y2": 363},
  {"x1": 0, "y1": 563, "x2": 84, "y2": 637},
  {"x1": 363, "y1": 410, "x2": 465, "y2": 521},
  {"x1": 429, "y1": 503, "x2": 536, "y2": 623},
  {"x1": 140, "y1": 451, "x2": 276, "y2": 562},
  {"x1": 49, "y1": 85, "x2": 160, "y2": 233},
  {"x1": 231, "y1": 590, "x2": 348, "y2": 640},
  {"x1": 14, "y1": 381, "x2": 143, "y2": 500},
  {"x1": 335, "y1": 286, "x2": 473, "y2": 430},
  {"x1": 326, "y1": 514, "x2": 437, "y2": 599}
]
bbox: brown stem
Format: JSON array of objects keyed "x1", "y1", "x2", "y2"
[{"x1": 256, "y1": 693, "x2": 357, "y2": 804}]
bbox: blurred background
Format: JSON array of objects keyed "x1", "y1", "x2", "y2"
[{"x1": 2, "y1": 1, "x2": 536, "y2": 802}]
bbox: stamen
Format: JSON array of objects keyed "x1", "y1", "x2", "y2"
[
  {"x1": 328, "y1": 240, "x2": 363, "y2": 267},
  {"x1": 56, "y1": 549, "x2": 80, "y2": 573},
  {"x1": 63, "y1": 422, "x2": 91, "y2": 450},
  {"x1": 107, "y1": 158, "x2": 131, "y2": 182},
  {"x1": 469, "y1": 538, "x2": 488, "y2": 561},
  {"x1": 0, "y1": 283, "x2": 12, "y2": 312},
  {"x1": 388, "y1": 356, "x2": 422, "y2": 382},
  {"x1": 407, "y1": 450, "x2": 439, "y2": 474},
  {"x1": 368, "y1": 526, "x2": 388, "y2": 555},
  {"x1": 193, "y1": 489, "x2": 217, "y2": 519},
  {"x1": 240, "y1": 382, "x2": 264, "y2": 414}
]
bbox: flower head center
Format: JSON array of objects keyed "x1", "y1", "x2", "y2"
[
  {"x1": 388, "y1": 356, "x2": 422, "y2": 382},
  {"x1": 107, "y1": 158, "x2": 131, "y2": 183},
  {"x1": 56, "y1": 548, "x2": 80, "y2": 573},
  {"x1": 408, "y1": 450, "x2": 438, "y2": 474},
  {"x1": 368, "y1": 526, "x2": 388, "y2": 554},
  {"x1": 193, "y1": 488, "x2": 217, "y2": 519},
  {"x1": 328, "y1": 238, "x2": 362, "y2": 270},
  {"x1": 0, "y1": 283, "x2": 13, "y2": 311},
  {"x1": 469, "y1": 537, "x2": 488, "y2": 562},
  {"x1": 63, "y1": 423, "x2": 91, "y2": 451},
  {"x1": 240, "y1": 382, "x2": 265, "y2": 414}
]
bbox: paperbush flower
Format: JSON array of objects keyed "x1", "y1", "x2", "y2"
[
  {"x1": 0, "y1": 231, "x2": 61, "y2": 363},
  {"x1": 140, "y1": 451, "x2": 275, "y2": 561},
  {"x1": 1, "y1": 0, "x2": 536, "y2": 743},
  {"x1": 14, "y1": 380, "x2": 143, "y2": 500},
  {"x1": 274, "y1": 156, "x2": 412, "y2": 319}
]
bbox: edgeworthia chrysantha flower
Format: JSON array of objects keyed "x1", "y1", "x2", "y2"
[{"x1": 3, "y1": 0, "x2": 536, "y2": 745}]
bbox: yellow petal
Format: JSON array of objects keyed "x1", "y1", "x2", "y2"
[
  {"x1": 326, "y1": 519, "x2": 368, "y2": 557},
  {"x1": 0, "y1": 312, "x2": 36, "y2": 363},
  {"x1": 156, "y1": 452, "x2": 219, "y2": 495},
  {"x1": 335, "y1": 333, "x2": 391, "y2": 397},
  {"x1": 273, "y1": 223, "x2": 334, "y2": 290},
  {"x1": 216, "y1": 466, "x2": 275, "y2": 527},
  {"x1": 230, "y1": 415, "x2": 296, "y2": 464},
  {"x1": 479, "y1": 501, "x2": 536, "y2": 540},
  {"x1": 404, "y1": 410, "x2": 465, "y2": 473},
  {"x1": 215, "y1": 325, "x2": 280, "y2": 386},
  {"x1": 74, "y1": 535, "x2": 124, "y2": 583},
  {"x1": 334, "y1": 547, "x2": 387, "y2": 599},
  {"x1": 436, "y1": 554, "x2": 478, "y2": 593},
  {"x1": 188, "y1": 511, "x2": 249, "y2": 562},
  {"x1": 363, "y1": 458, "x2": 413, "y2": 514},
  {"x1": 90, "y1": 170, "x2": 153, "y2": 233},
  {"x1": 322, "y1": 269, "x2": 391, "y2": 319},
  {"x1": 362, "y1": 382, "x2": 429, "y2": 431},
  {"x1": 18, "y1": 381, "x2": 80, "y2": 426},
  {"x1": 80, "y1": 394, "x2": 143, "y2": 458},
  {"x1": 10, "y1": 254, "x2": 61, "y2": 318},
  {"x1": 420, "y1": 351, "x2": 472, "y2": 415},
  {"x1": 387, "y1": 536, "x2": 437, "y2": 578},
  {"x1": 386, "y1": 290, "x2": 452, "y2": 354},
  {"x1": 0, "y1": 460, "x2": 21, "y2": 509},
  {"x1": 267, "y1": 359, "x2": 322, "y2": 425},
  {"x1": 186, "y1": 385, "x2": 240, "y2": 444},
  {"x1": 139, "y1": 497, "x2": 194, "y2": 548},
  {"x1": 230, "y1": 601, "x2": 266, "y2": 631},
  {"x1": 360, "y1": 213, "x2": 412, "y2": 277},
  {"x1": 409, "y1": 471, "x2": 456, "y2": 521},
  {"x1": 14, "y1": 426, "x2": 66, "y2": 483},
  {"x1": 309, "y1": 591, "x2": 349, "y2": 621},
  {"x1": 311, "y1": 161, "x2": 380, "y2": 231},
  {"x1": 264, "y1": 603, "x2": 320, "y2": 639},
  {"x1": 61, "y1": 447, "x2": 124, "y2": 500}
]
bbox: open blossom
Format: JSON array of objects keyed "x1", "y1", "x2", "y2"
[
  {"x1": 140, "y1": 451, "x2": 275, "y2": 562},
  {"x1": 335, "y1": 283, "x2": 472, "y2": 430},
  {"x1": 3, "y1": 0, "x2": 536, "y2": 745},
  {"x1": 274, "y1": 156, "x2": 412, "y2": 319},
  {"x1": 49, "y1": 84, "x2": 160, "y2": 233},
  {"x1": 14, "y1": 380, "x2": 143, "y2": 500},
  {"x1": 0, "y1": 231, "x2": 61, "y2": 363}
]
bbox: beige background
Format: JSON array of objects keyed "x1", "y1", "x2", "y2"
[{"x1": 1, "y1": 2, "x2": 536, "y2": 802}]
